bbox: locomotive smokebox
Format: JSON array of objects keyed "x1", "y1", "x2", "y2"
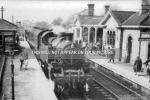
[
  {"x1": 57, "y1": 32, "x2": 66, "y2": 38},
  {"x1": 65, "y1": 33, "x2": 74, "y2": 42}
]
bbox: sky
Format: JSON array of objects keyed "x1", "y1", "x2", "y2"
[{"x1": 0, "y1": 0, "x2": 141, "y2": 24}]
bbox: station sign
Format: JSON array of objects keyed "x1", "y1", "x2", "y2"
[{"x1": 139, "y1": 38, "x2": 150, "y2": 41}]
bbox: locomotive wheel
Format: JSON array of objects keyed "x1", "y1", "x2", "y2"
[{"x1": 58, "y1": 59, "x2": 63, "y2": 65}]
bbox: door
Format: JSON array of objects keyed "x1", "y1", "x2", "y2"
[
  {"x1": 148, "y1": 43, "x2": 150, "y2": 59},
  {"x1": 126, "y1": 36, "x2": 132, "y2": 63}
]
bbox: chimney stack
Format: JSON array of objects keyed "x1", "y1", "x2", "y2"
[
  {"x1": 104, "y1": 5, "x2": 110, "y2": 14},
  {"x1": 88, "y1": 4, "x2": 94, "y2": 16},
  {"x1": 140, "y1": 0, "x2": 150, "y2": 14}
]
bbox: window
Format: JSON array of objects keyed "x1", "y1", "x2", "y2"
[
  {"x1": 76, "y1": 28, "x2": 80, "y2": 38},
  {"x1": 107, "y1": 30, "x2": 116, "y2": 47},
  {"x1": 148, "y1": 43, "x2": 150, "y2": 59},
  {"x1": 112, "y1": 32, "x2": 116, "y2": 46}
]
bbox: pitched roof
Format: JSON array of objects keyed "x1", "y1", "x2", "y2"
[
  {"x1": 78, "y1": 15, "x2": 103, "y2": 25},
  {"x1": 123, "y1": 11, "x2": 150, "y2": 25},
  {"x1": 141, "y1": 15, "x2": 150, "y2": 26},
  {"x1": 78, "y1": 9, "x2": 88, "y2": 16},
  {"x1": 111, "y1": 11, "x2": 135, "y2": 25},
  {"x1": 0, "y1": 19, "x2": 18, "y2": 30}
]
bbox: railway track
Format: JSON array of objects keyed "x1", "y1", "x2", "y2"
[
  {"x1": 85, "y1": 78, "x2": 120, "y2": 100},
  {"x1": 61, "y1": 95, "x2": 86, "y2": 100},
  {"x1": 90, "y1": 67, "x2": 150, "y2": 100}
]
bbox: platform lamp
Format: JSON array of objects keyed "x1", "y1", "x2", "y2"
[{"x1": 9, "y1": 43, "x2": 15, "y2": 100}]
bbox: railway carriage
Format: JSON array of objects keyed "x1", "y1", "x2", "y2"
[{"x1": 0, "y1": 33, "x2": 4, "y2": 53}]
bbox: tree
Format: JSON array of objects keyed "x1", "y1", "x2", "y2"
[
  {"x1": 34, "y1": 21, "x2": 50, "y2": 29},
  {"x1": 51, "y1": 17, "x2": 63, "y2": 26},
  {"x1": 110, "y1": 4, "x2": 121, "y2": 11},
  {"x1": 21, "y1": 20, "x2": 33, "y2": 28},
  {"x1": 62, "y1": 15, "x2": 74, "y2": 29}
]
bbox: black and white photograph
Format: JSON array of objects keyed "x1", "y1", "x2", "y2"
[{"x1": 0, "y1": 0, "x2": 150, "y2": 100}]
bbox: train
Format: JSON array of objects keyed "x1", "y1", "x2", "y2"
[{"x1": 26, "y1": 27, "x2": 91, "y2": 98}]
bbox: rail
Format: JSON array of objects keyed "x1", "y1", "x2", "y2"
[
  {"x1": 91, "y1": 67, "x2": 149, "y2": 100},
  {"x1": 0, "y1": 55, "x2": 6, "y2": 92},
  {"x1": 85, "y1": 57, "x2": 149, "y2": 92},
  {"x1": 92, "y1": 78, "x2": 122, "y2": 100}
]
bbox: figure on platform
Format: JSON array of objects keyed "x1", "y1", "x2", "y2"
[
  {"x1": 108, "y1": 46, "x2": 115, "y2": 63},
  {"x1": 85, "y1": 82, "x2": 89, "y2": 93},
  {"x1": 19, "y1": 52, "x2": 24, "y2": 71},
  {"x1": 133, "y1": 56, "x2": 142, "y2": 76},
  {"x1": 146, "y1": 62, "x2": 150, "y2": 82},
  {"x1": 16, "y1": 35, "x2": 20, "y2": 48},
  {"x1": 19, "y1": 48, "x2": 28, "y2": 70},
  {"x1": 143, "y1": 59, "x2": 150, "y2": 81},
  {"x1": 107, "y1": 46, "x2": 112, "y2": 63},
  {"x1": 82, "y1": 39, "x2": 87, "y2": 49},
  {"x1": 79, "y1": 40, "x2": 82, "y2": 47}
]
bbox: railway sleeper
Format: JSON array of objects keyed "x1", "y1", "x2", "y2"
[
  {"x1": 119, "y1": 94, "x2": 141, "y2": 100},
  {"x1": 91, "y1": 84, "x2": 117, "y2": 100},
  {"x1": 84, "y1": 94, "x2": 94, "y2": 100},
  {"x1": 106, "y1": 97, "x2": 116, "y2": 100}
]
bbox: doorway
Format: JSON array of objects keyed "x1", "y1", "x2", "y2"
[
  {"x1": 90, "y1": 27, "x2": 95, "y2": 43},
  {"x1": 126, "y1": 36, "x2": 132, "y2": 63}
]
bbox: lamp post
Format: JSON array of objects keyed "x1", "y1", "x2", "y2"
[{"x1": 9, "y1": 43, "x2": 15, "y2": 100}]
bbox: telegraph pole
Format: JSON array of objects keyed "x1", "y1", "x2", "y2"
[{"x1": 0, "y1": 6, "x2": 5, "y2": 19}]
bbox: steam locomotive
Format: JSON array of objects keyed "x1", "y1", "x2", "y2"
[{"x1": 26, "y1": 27, "x2": 90, "y2": 98}]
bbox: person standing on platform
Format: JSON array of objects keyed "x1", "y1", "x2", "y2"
[
  {"x1": 109, "y1": 46, "x2": 116, "y2": 63},
  {"x1": 24, "y1": 49, "x2": 28, "y2": 70},
  {"x1": 143, "y1": 59, "x2": 150, "y2": 81},
  {"x1": 107, "y1": 46, "x2": 112, "y2": 63},
  {"x1": 82, "y1": 39, "x2": 87, "y2": 51},
  {"x1": 19, "y1": 49, "x2": 28, "y2": 70},
  {"x1": 19, "y1": 52, "x2": 24, "y2": 71},
  {"x1": 16, "y1": 35, "x2": 20, "y2": 48},
  {"x1": 146, "y1": 62, "x2": 150, "y2": 82},
  {"x1": 133, "y1": 56, "x2": 142, "y2": 76}
]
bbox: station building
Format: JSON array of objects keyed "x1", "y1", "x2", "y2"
[
  {"x1": 100, "y1": 0, "x2": 150, "y2": 64},
  {"x1": 71, "y1": 0, "x2": 150, "y2": 65},
  {"x1": 0, "y1": 19, "x2": 18, "y2": 53}
]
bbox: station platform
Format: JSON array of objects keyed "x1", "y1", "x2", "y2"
[
  {"x1": 2, "y1": 41, "x2": 57, "y2": 100},
  {"x1": 86, "y1": 54, "x2": 150, "y2": 94}
]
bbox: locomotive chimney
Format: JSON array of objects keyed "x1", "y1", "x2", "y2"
[
  {"x1": 65, "y1": 33, "x2": 74, "y2": 42},
  {"x1": 88, "y1": 4, "x2": 95, "y2": 16}
]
